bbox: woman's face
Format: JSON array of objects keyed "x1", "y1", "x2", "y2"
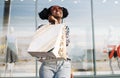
[{"x1": 50, "y1": 6, "x2": 63, "y2": 18}]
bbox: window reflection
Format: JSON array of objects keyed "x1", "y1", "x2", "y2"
[
  {"x1": 0, "y1": 0, "x2": 36, "y2": 77},
  {"x1": 0, "y1": 0, "x2": 5, "y2": 77},
  {"x1": 37, "y1": 0, "x2": 94, "y2": 76},
  {"x1": 0, "y1": 0, "x2": 4, "y2": 32},
  {"x1": 94, "y1": 0, "x2": 120, "y2": 75},
  {"x1": 0, "y1": 0, "x2": 120, "y2": 77}
]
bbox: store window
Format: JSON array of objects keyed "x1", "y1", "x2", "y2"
[
  {"x1": 0, "y1": 0, "x2": 4, "y2": 32},
  {"x1": 9, "y1": 0, "x2": 36, "y2": 77},
  {"x1": 1, "y1": 0, "x2": 120, "y2": 77},
  {"x1": 37, "y1": 0, "x2": 94, "y2": 76},
  {"x1": 94, "y1": 0, "x2": 120, "y2": 75},
  {"x1": 0, "y1": 0, "x2": 36, "y2": 77},
  {"x1": 0, "y1": 0, "x2": 95, "y2": 77},
  {"x1": 0, "y1": 0, "x2": 5, "y2": 76}
]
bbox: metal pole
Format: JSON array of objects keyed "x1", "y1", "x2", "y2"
[
  {"x1": 90, "y1": 0, "x2": 96, "y2": 76},
  {"x1": 35, "y1": 0, "x2": 38, "y2": 30},
  {"x1": 3, "y1": 0, "x2": 11, "y2": 77},
  {"x1": 35, "y1": 0, "x2": 38, "y2": 77},
  {"x1": 3, "y1": 0, "x2": 11, "y2": 34}
]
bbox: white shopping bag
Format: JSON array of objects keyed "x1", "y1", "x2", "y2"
[{"x1": 28, "y1": 24, "x2": 67, "y2": 59}]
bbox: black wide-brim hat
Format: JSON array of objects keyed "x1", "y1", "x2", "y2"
[{"x1": 38, "y1": 5, "x2": 69, "y2": 20}]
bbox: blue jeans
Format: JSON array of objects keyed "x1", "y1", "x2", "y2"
[{"x1": 39, "y1": 60, "x2": 71, "y2": 78}]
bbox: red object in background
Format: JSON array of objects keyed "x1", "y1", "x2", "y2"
[
  {"x1": 108, "y1": 45, "x2": 120, "y2": 59},
  {"x1": 109, "y1": 48, "x2": 115, "y2": 59},
  {"x1": 117, "y1": 45, "x2": 120, "y2": 58}
]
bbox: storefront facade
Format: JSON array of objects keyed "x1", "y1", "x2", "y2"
[{"x1": 1, "y1": 0, "x2": 120, "y2": 77}]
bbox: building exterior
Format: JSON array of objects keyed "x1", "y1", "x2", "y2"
[{"x1": 1, "y1": 0, "x2": 120, "y2": 78}]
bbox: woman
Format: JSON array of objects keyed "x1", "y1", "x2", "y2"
[{"x1": 38, "y1": 5, "x2": 72, "y2": 78}]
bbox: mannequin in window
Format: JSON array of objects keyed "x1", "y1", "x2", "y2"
[
  {"x1": 4, "y1": 27, "x2": 18, "y2": 77},
  {"x1": 103, "y1": 26, "x2": 120, "y2": 74}
]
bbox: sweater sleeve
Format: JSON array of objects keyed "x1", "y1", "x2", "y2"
[{"x1": 65, "y1": 26, "x2": 70, "y2": 46}]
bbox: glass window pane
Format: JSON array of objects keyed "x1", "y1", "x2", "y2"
[
  {"x1": 37, "y1": 0, "x2": 94, "y2": 77},
  {"x1": 0, "y1": 0, "x2": 4, "y2": 31},
  {"x1": 0, "y1": 0, "x2": 36, "y2": 77},
  {"x1": 0, "y1": 0, "x2": 5, "y2": 77},
  {"x1": 10, "y1": 0, "x2": 36, "y2": 77},
  {"x1": 94, "y1": 0, "x2": 120, "y2": 75}
]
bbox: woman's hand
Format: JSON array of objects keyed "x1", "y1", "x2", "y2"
[{"x1": 48, "y1": 15, "x2": 58, "y2": 24}]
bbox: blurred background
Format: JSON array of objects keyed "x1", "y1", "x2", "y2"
[{"x1": 1, "y1": 0, "x2": 120, "y2": 77}]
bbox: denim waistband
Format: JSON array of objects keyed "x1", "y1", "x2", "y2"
[
  {"x1": 42, "y1": 58, "x2": 71, "y2": 65},
  {"x1": 41, "y1": 58, "x2": 71, "y2": 62}
]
